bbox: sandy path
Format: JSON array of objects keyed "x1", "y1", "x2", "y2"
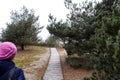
[{"x1": 23, "y1": 48, "x2": 50, "y2": 80}]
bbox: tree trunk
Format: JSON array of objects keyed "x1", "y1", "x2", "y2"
[{"x1": 21, "y1": 44, "x2": 24, "y2": 50}]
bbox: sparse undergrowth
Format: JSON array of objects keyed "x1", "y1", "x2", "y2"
[
  {"x1": 14, "y1": 46, "x2": 50, "y2": 80},
  {"x1": 14, "y1": 46, "x2": 46, "y2": 68},
  {"x1": 57, "y1": 48, "x2": 92, "y2": 80}
]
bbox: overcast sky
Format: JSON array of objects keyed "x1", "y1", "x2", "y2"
[{"x1": 0, "y1": 0, "x2": 101, "y2": 40}]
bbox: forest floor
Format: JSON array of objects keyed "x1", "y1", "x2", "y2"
[
  {"x1": 22, "y1": 47, "x2": 92, "y2": 80},
  {"x1": 23, "y1": 48, "x2": 50, "y2": 80},
  {"x1": 57, "y1": 48, "x2": 93, "y2": 80}
]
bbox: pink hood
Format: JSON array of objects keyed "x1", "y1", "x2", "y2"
[{"x1": 0, "y1": 42, "x2": 17, "y2": 60}]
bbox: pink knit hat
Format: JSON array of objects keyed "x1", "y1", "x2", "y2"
[{"x1": 0, "y1": 42, "x2": 17, "y2": 60}]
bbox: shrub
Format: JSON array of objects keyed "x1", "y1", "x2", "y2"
[
  {"x1": 66, "y1": 54, "x2": 94, "y2": 69},
  {"x1": 66, "y1": 57, "x2": 82, "y2": 69}
]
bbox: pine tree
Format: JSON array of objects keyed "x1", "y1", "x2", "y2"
[{"x1": 1, "y1": 6, "x2": 43, "y2": 50}]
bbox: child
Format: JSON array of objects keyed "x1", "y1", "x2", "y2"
[{"x1": 0, "y1": 42, "x2": 25, "y2": 80}]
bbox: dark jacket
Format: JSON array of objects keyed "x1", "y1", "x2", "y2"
[{"x1": 0, "y1": 60, "x2": 25, "y2": 80}]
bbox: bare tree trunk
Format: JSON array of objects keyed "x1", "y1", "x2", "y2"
[{"x1": 21, "y1": 44, "x2": 24, "y2": 50}]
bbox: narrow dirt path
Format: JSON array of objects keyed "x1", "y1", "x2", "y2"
[{"x1": 23, "y1": 48, "x2": 50, "y2": 80}]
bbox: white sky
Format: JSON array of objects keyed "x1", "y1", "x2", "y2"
[{"x1": 0, "y1": 0, "x2": 101, "y2": 40}]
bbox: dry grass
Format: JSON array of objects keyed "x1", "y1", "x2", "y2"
[
  {"x1": 14, "y1": 46, "x2": 46, "y2": 68},
  {"x1": 37, "y1": 52, "x2": 50, "y2": 80},
  {"x1": 57, "y1": 48, "x2": 93, "y2": 80}
]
